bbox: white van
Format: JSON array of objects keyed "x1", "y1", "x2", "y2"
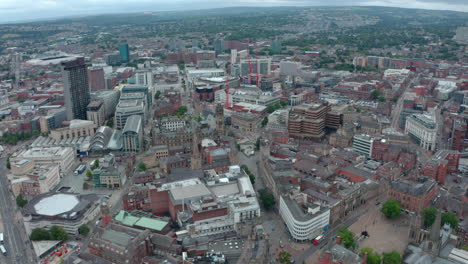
[{"x1": 0, "y1": 245, "x2": 6, "y2": 256}]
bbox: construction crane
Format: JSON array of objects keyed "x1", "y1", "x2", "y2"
[
  {"x1": 255, "y1": 42, "x2": 260, "y2": 88},
  {"x1": 248, "y1": 40, "x2": 253, "y2": 85},
  {"x1": 225, "y1": 54, "x2": 231, "y2": 109}
]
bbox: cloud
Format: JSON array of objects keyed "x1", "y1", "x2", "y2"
[{"x1": 0, "y1": 0, "x2": 466, "y2": 23}]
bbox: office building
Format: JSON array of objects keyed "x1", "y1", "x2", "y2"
[
  {"x1": 92, "y1": 90, "x2": 121, "y2": 119},
  {"x1": 352, "y1": 134, "x2": 374, "y2": 157},
  {"x1": 115, "y1": 100, "x2": 145, "y2": 130},
  {"x1": 11, "y1": 147, "x2": 75, "y2": 172},
  {"x1": 288, "y1": 102, "x2": 342, "y2": 140},
  {"x1": 119, "y1": 43, "x2": 130, "y2": 63},
  {"x1": 62, "y1": 57, "x2": 90, "y2": 120},
  {"x1": 240, "y1": 58, "x2": 271, "y2": 76},
  {"x1": 88, "y1": 67, "x2": 106, "y2": 91},
  {"x1": 279, "y1": 196, "x2": 330, "y2": 241},
  {"x1": 123, "y1": 115, "x2": 143, "y2": 152},
  {"x1": 105, "y1": 53, "x2": 121, "y2": 65},
  {"x1": 405, "y1": 113, "x2": 437, "y2": 151},
  {"x1": 87, "y1": 100, "x2": 106, "y2": 126}
]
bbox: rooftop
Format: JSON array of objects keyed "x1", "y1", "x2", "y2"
[
  {"x1": 34, "y1": 193, "x2": 79, "y2": 216},
  {"x1": 101, "y1": 229, "x2": 135, "y2": 247}
]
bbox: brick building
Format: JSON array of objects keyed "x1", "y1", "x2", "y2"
[
  {"x1": 88, "y1": 223, "x2": 152, "y2": 264},
  {"x1": 388, "y1": 177, "x2": 438, "y2": 212}
]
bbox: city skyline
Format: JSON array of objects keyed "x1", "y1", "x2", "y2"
[{"x1": 0, "y1": 0, "x2": 467, "y2": 23}]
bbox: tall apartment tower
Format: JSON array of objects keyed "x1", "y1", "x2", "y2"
[
  {"x1": 62, "y1": 57, "x2": 90, "y2": 120},
  {"x1": 191, "y1": 126, "x2": 202, "y2": 170},
  {"x1": 119, "y1": 43, "x2": 130, "y2": 63},
  {"x1": 216, "y1": 104, "x2": 225, "y2": 136}
]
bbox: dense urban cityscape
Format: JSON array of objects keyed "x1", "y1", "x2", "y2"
[{"x1": 0, "y1": 4, "x2": 467, "y2": 264}]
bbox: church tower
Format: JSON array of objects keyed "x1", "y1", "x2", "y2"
[
  {"x1": 215, "y1": 104, "x2": 225, "y2": 136},
  {"x1": 191, "y1": 126, "x2": 202, "y2": 170},
  {"x1": 422, "y1": 209, "x2": 442, "y2": 256}
]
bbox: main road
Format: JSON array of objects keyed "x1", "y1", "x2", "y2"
[{"x1": 0, "y1": 157, "x2": 37, "y2": 264}]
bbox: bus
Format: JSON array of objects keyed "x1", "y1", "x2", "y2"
[
  {"x1": 0, "y1": 233, "x2": 3, "y2": 244},
  {"x1": 74, "y1": 165, "x2": 86, "y2": 175},
  {"x1": 313, "y1": 235, "x2": 324, "y2": 245},
  {"x1": 0, "y1": 245, "x2": 6, "y2": 256}
]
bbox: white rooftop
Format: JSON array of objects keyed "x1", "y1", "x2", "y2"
[{"x1": 34, "y1": 194, "x2": 79, "y2": 216}]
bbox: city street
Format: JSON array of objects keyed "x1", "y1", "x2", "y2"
[{"x1": 0, "y1": 157, "x2": 37, "y2": 264}]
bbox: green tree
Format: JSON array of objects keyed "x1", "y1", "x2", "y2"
[
  {"x1": 378, "y1": 96, "x2": 386, "y2": 102},
  {"x1": 258, "y1": 189, "x2": 275, "y2": 210},
  {"x1": 106, "y1": 118, "x2": 114, "y2": 128},
  {"x1": 16, "y1": 194, "x2": 27, "y2": 208},
  {"x1": 50, "y1": 226, "x2": 69, "y2": 241},
  {"x1": 78, "y1": 225, "x2": 90, "y2": 236},
  {"x1": 381, "y1": 199, "x2": 401, "y2": 219},
  {"x1": 278, "y1": 251, "x2": 292, "y2": 264},
  {"x1": 138, "y1": 161, "x2": 147, "y2": 172},
  {"x1": 30, "y1": 228, "x2": 52, "y2": 241},
  {"x1": 86, "y1": 169, "x2": 93, "y2": 180},
  {"x1": 155, "y1": 90, "x2": 161, "y2": 100},
  {"x1": 337, "y1": 227, "x2": 356, "y2": 249},
  {"x1": 422, "y1": 208, "x2": 437, "y2": 228},
  {"x1": 177, "y1": 106, "x2": 188, "y2": 116},
  {"x1": 382, "y1": 251, "x2": 401, "y2": 264},
  {"x1": 261, "y1": 117, "x2": 268, "y2": 128},
  {"x1": 255, "y1": 137, "x2": 261, "y2": 151},
  {"x1": 6, "y1": 156, "x2": 11, "y2": 170},
  {"x1": 94, "y1": 159, "x2": 100, "y2": 170},
  {"x1": 371, "y1": 90, "x2": 381, "y2": 100},
  {"x1": 360, "y1": 248, "x2": 381, "y2": 264},
  {"x1": 442, "y1": 212, "x2": 459, "y2": 229}
]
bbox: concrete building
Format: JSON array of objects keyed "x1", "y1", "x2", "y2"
[
  {"x1": 231, "y1": 112, "x2": 263, "y2": 133},
  {"x1": 115, "y1": 100, "x2": 145, "y2": 130},
  {"x1": 405, "y1": 113, "x2": 437, "y2": 151},
  {"x1": 123, "y1": 115, "x2": 143, "y2": 152},
  {"x1": 352, "y1": 134, "x2": 374, "y2": 157},
  {"x1": 62, "y1": 57, "x2": 90, "y2": 120},
  {"x1": 87, "y1": 100, "x2": 106, "y2": 127},
  {"x1": 288, "y1": 102, "x2": 342, "y2": 140},
  {"x1": 23, "y1": 192, "x2": 100, "y2": 234},
  {"x1": 279, "y1": 196, "x2": 330, "y2": 241},
  {"x1": 11, "y1": 147, "x2": 75, "y2": 172},
  {"x1": 49, "y1": 119, "x2": 96, "y2": 141},
  {"x1": 12, "y1": 164, "x2": 60, "y2": 197},
  {"x1": 239, "y1": 58, "x2": 271, "y2": 76}
]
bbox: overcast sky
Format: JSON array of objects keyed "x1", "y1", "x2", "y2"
[{"x1": 1, "y1": 0, "x2": 467, "y2": 23}]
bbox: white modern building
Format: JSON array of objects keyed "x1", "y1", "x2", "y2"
[
  {"x1": 405, "y1": 113, "x2": 437, "y2": 151},
  {"x1": 11, "y1": 147, "x2": 75, "y2": 172},
  {"x1": 279, "y1": 196, "x2": 330, "y2": 241},
  {"x1": 352, "y1": 134, "x2": 374, "y2": 157},
  {"x1": 115, "y1": 99, "x2": 145, "y2": 130}
]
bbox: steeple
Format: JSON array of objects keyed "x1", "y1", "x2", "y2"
[
  {"x1": 430, "y1": 210, "x2": 442, "y2": 242},
  {"x1": 191, "y1": 126, "x2": 202, "y2": 170}
]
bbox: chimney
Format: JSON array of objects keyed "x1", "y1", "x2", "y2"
[
  {"x1": 336, "y1": 235, "x2": 342, "y2": 245},
  {"x1": 362, "y1": 252, "x2": 368, "y2": 264}
]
